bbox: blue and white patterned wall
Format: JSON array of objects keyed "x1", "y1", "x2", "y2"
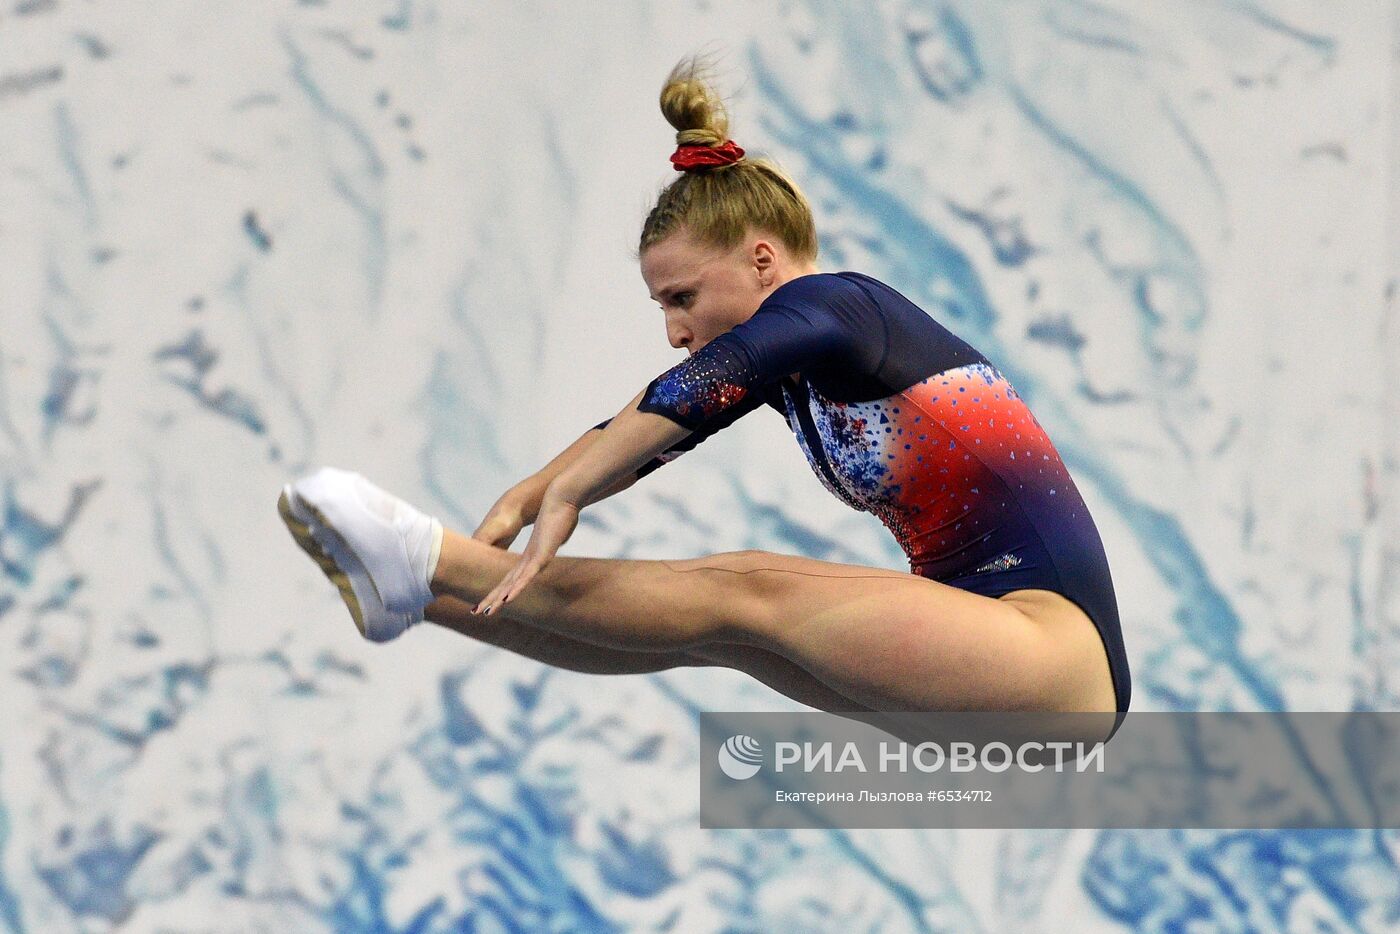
[{"x1": 3, "y1": 0, "x2": 1399, "y2": 930}]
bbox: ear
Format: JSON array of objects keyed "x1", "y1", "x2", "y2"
[{"x1": 751, "y1": 237, "x2": 777, "y2": 282}]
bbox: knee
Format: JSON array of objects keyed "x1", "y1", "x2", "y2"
[
  {"x1": 713, "y1": 549, "x2": 771, "y2": 570},
  {"x1": 677, "y1": 549, "x2": 784, "y2": 641},
  {"x1": 729, "y1": 549, "x2": 789, "y2": 601}
]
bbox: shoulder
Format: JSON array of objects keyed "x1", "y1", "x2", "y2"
[{"x1": 754, "y1": 272, "x2": 893, "y2": 337}]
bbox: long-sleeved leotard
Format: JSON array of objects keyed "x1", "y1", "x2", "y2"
[{"x1": 595, "y1": 271, "x2": 1131, "y2": 714}]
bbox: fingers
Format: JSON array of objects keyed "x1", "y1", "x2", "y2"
[
  {"x1": 474, "y1": 550, "x2": 551, "y2": 617},
  {"x1": 469, "y1": 517, "x2": 496, "y2": 543},
  {"x1": 473, "y1": 555, "x2": 518, "y2": 615},
  {"x1": 473, "y1": 579, "x2": 506, "y2": 616},
  {"x1": 476, "y1": 528, "x2": 518, "y2": 549},
  {"x1": 476, "y1": 574, "x2": 509, "y2": 616},
  {"x1": 473, "y1": 545, "x2": 530, "y2": 616},
  {"x1": 473, "y1": 499, "x2": 573, "y2": 615},
  {"x1": 492, "y1": 561, "x2": 540, "y2": 615},
  {"x1": 471, "y1": 516, "x2": 521, "y2": 550},
  {"x1": 474, "y1": 529, "x2": 532, "y2": 615},
  {"x1": 476, "y1": 567, "x2": 517, "y2": 615}
]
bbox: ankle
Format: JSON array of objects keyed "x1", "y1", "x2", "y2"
[{"x1": 430, "y1": 528, "x2": 490, "y2": 599}]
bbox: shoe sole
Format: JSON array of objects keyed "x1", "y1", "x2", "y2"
[{"x1": 278, "y1": 487, "x2": 370, "y2": 638}]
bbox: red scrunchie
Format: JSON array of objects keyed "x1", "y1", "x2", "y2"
[{"x1": 670, "y1": 139, "x2": 746, "y2": 172}]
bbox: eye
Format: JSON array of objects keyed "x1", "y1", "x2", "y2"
[{"x1": 656, "y1": 292, "x2": 694, "y2": 310}]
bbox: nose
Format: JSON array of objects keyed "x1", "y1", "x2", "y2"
[{"x1": 666, "y1": 323, "x2": 693, "y2": 351}]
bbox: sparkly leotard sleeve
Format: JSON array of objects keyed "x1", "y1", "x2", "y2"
[
  {"x1": 591, "y1": 385, "x2": 778, "y2": 479},
  {"x1": 590, "y1": 295, "x2": 867, "y2": 478},
  {"x1": 634, "y1": 300, "x2": 866, "y2": 430}
]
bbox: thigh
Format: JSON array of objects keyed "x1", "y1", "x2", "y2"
[
  {"x1": 686, "y1": 642, "x2": 972, "y2": 745},
  {"x1": 707, "y1": 550, "x2": 1097, "y2": 713},
  {"x1": 684, "y1": 642, "x2": 875, "y2": 713}
]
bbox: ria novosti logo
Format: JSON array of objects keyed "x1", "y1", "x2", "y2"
[
  {"x1": 718, "y1": 734, "x2": 764, "y2": 779},
  {"x1": 715, "y1": 734, "x2": 1107, "y2": 780}
]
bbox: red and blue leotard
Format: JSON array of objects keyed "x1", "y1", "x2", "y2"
[{"x1": 595, "y1": 271, "x2": 1131, "y2": 713}]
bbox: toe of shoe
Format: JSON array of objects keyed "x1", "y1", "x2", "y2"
[
  {"x1": 303, "y1": 511, "x2": 415, "y2": 641},
  {"x1": 280, "y1": 482, "x2": 419, "y2": 642}
]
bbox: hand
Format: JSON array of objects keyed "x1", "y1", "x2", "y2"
[
  {"x1": 472, "y1": 490, "x2": 531, "y2": 549},
  {"x1": 473, "y1": 492, "x2": 580, "y2": 615}
]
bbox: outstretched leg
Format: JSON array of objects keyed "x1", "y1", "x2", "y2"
[
  {"x1": 281, "y1": 472, "x2": 912, "y2": 715},
  {"x1": 425, "y1": 591, "x2": 876, "y2": 713},
  {"x1": 430, "y1": 530, "x2": 1116, "y2": 713}
]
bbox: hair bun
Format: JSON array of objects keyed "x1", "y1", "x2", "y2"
[{"x1": 675, "y1": 128, "x2": 724, "y2": 148}]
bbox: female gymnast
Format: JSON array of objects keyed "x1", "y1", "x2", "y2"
[{"x1": 277, "y1": 55, "x2": 1131, "y2": 727}]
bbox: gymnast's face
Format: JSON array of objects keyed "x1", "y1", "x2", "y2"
[{"x1": 641, "y1": 227, "x2": 796, "y2": 355}]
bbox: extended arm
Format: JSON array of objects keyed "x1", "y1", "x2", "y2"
[
  {"x1": 472, "y1": 419, "x2": 644, "y2": 547},
  {"x1": 503, "y1": 423, "x2": 639, "y2": 525},
  {"x1": 473, "y1": 375, "x2": 772, "y2": 616},
  {"x1": 473, "y1": 284, "x2": 862, "y2": 613},
  {"x1": 481, "y1": 375, "x2": 775, "y2": 547},
  {"x1": 550, "y1": 387, "x2": 693, "y2": 509}
]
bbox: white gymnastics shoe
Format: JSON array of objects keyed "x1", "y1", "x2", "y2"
[{"x1": 277, "y1": 468, "x2": 443, "y2": 642}]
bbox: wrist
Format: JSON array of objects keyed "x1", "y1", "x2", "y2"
[{"x1": 543, "y1": 477, "x2": 588, "y2": 511}]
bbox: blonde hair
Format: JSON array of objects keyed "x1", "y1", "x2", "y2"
[{"x1": 637, "y1": 53, "x2": 819, "y2": 263}]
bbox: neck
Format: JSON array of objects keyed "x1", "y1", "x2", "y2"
[{"x1": 771, "y1": 262, "x2": 820, "y2": 292}]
